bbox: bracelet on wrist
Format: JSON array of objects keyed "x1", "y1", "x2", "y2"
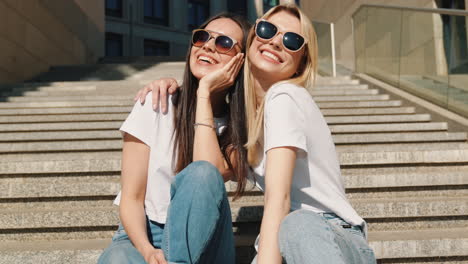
[{"x1": 194, "y1": 122, "x2": 215, "y2": 130}]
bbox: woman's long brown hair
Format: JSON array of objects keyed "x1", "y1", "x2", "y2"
[{"x1": 172, "y1": 13, "x2": 251, "y2": 200}]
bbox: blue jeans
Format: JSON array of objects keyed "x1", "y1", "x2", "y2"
[
  {"x1": 98, "y1": 161, "x2": 235, "y2": 264},
  {"x1": 252, "y1": 210, "x2": 376, "y2": 264}
]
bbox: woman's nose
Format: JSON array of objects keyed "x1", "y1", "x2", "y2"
[
  {"x1": 202, "y1": 38, "x2": 216, "y2": 52},
  {"x1": 269, "y1": 33, "x2": 283, "y2": 50}
]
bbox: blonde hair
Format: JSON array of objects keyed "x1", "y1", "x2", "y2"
[{"x1": 244, "y1": 4, "x2": 318, "y2": 166}]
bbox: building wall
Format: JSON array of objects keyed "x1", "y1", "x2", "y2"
[
  {"x1": 105, "y1": 0, "x2": 259, "y2": 58},
  {"x1": 0, "y1": 0, "x2": 105, "y2": 84}
]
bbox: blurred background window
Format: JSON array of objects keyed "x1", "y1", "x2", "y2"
[
  {"x1": 105, "y1": 0, "x2": 122, "y2": 17},
  {"x1": 188, "y1": 0, "x2": 210, "y2": 30},
  {"x1": 144, "y1": 39, "x2": 170, "y2": 56},
  {"x1": 144, "y1": 0, "x2": 169, "y2": 26},
  {"x1": 105, "y1": 32, "x2": 123, "y2": 57}
]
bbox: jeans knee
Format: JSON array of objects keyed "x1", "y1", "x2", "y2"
[
  {"x1": 180, "y1": 161, "x2": 224, "y2": 190},
  {"x1": 98, "y1": 241, "x2": 144, "y2": 264}
]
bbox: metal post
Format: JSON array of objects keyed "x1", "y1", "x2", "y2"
[{"x1": 330, "y1": 23, "x2": 337, "y2": 77}]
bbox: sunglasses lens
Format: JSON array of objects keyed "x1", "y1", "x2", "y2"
[
  {"x1": 215, "y1": 36, "x2": 234, "y2": 53},
  {"x1": 284, "y1": 32, "x2": 305, "y2": 51},
  {"x1": 192, "y1": 30, "x2": 210, "y2": 47},
  {"x1": 256, "y1": 21, "x2": 277, "y2": 39}
]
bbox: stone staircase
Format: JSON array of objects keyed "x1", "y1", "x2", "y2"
[{"x1": 0, "y1": 61, "x2": 467, "y2": 264}]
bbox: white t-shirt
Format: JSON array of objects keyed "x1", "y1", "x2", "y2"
[
  {"x1": 115, "y1": 93, "x2": 176, "y2": 223},
  {"x1": 115, "y1": 93, "x2": 228, "y2": 224},
  {"x1": 252, "y1": 82, "x2": 366, "y2": 235}
]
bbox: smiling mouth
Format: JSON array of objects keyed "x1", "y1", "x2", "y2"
[
  {"x1": 261, "y1": 50, "x2": 282, "y2": 63},
  {"x1": 198, "y1": 55, "x2": 218, "y2": 64}
]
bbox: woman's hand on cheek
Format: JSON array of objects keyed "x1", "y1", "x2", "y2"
[{"x1": 198, "y1": 53, "x2": 244, "y2": 96}]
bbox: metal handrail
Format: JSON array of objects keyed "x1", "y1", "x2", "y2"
[{"x1": 353, "y1": 4, "x2": 468, "y2": 17}]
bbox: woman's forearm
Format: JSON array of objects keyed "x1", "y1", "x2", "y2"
[
  {"x1": 119, "y1": 199, "x2": 154, "y2": 255},
  {"x1": 119, "y1": 134, "x2": 154, "y2": 257},
  {"x1": 193, "y1": 87, "x2": 230, "y2": 180},
  {"x1": 257, "y1": 147, "x2": 296, "y2": 264},
  {"x1": 257, "y1": 196, "x2": 290, "y2": 264}
]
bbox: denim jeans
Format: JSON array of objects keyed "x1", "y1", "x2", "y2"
[
  {"x1": 98, "y1": 161, "x2": 235, "y2": 264},
  {"x1": 251, "y1": 210, "x2": 376, "y2": 264}
]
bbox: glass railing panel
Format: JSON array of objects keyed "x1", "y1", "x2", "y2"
[
  {"x1": 399, "y1": 10, "x2": 449, "y2": 109},
  {"x1": 313, "y1": 21, "x2": 333, "y2": 76},
  {"x1": 448, "y1": 14, "x2": 468, "y2": 117},
  {"x1": 353, "y1": 5, "x2": 468, "y2": 117},
  {"x1": 364, "y1": 7, "x2": 402, "y2": 87},
  {"x1": 353, "y1": 7, "x2": 368, "y2": 73}
]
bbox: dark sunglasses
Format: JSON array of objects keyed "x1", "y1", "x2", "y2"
[
  {"x1": 255, "y1": 19, "x2": 307, "y2": 52},
  {"x1": 192, "y1": 29, "x2": 239, "y2": 54}
]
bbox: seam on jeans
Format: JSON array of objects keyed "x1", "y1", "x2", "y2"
[{"x1": 191, "y1": 180, "x2": 223, "y2": 263}]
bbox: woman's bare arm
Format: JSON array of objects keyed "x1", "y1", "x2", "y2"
[
  {"x1": 193, "y1": 53, "x2": 244, "y2": 181},
  {"x1": 257, "y1": 147, "x2": 296, "y2": 264},
  {"x1": 120, "y1": 133, "x2": 166, "y2": 264}
]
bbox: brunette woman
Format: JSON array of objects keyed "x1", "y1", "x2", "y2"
[{"x1": 98, "y1": 13, "x2": 250, "y2": 264}]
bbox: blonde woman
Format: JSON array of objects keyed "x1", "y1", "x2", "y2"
[
  {"x1": 137, "y1": 4, "x2": 376, "y2": 263},
  {"x1": 243, "y1": 4, "x2": 376, "y2": 264}
]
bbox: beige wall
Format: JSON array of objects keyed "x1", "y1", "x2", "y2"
[{"x1": 0, "y1": 0, "x2": 104, "y2": 84}]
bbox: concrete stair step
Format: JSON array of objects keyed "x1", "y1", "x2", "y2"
[
  {"x1": 325, "y1": 114, "x2": 432, "y2": 124},
  {"x1": 313, "y1": 94, "x2": 390, "y2": 102},
  {"x1": 0, "y1": 173, "x2": 120, "y2": 199},
  {"x1": 0, "y1": 94, "x2": 391, "y2": 103},
  {"x1": 0, "y1": 239, "x2": 108, "y2": 264},
  {"x1": 0, "y1": 113, "x2": 432, "y2": 125},
  {"x1": 3, "y1": 86, "x2": 375, "y2": 97},
  {"x1": 1, "y1": 196, "x2": 466, "y2": 229},
  {"x1": 369, "y1": 228, "x2": 468, "y2": 259},
  {"x1": 2, "y1": 144, "x2": 467, "y2": 174},
  {"x1": 0, "y1": 106, "x2": 133, "y2": 116},
  {"x1": 2, "y1": 165, "x2": 466, "y2": 200},
  {"x1": 312, "y1": 89, "x2": 378, "y2": 95},
  {"x1": 0, "y1": 106, "x2": 413, "y2": 116},
  {"x1": 2, "y1": 137, "x2": 466, "y2": 154},
  {"x1": 315, "y1": 78, "x2": 359, "y2": 86},
  {"x1": 313, "y1": 84, "x2": 369, "y2": 90},
  {"x1": 333, "y1": 132, "x2": 467, "y2": 144},
  {"x1": 0, "y1": 114, "x2": 128, "y2": 124},
  {"x1": 0, "y1": 131, "x2": 123, "y2": 141},
  {"x1": 337, "y1": 142, "x2": 468, "y2": 152},
  {"x1": 0, "y1": 100, "x2": 132, "y2": 109},
  {"x1": 2, "y1": 165, "x2": 466, "y2": 199},
  {"x1": 2, "y1": 95, "x2": 134, "y2": 102},
  {"x1": 2, "y1": 228, "x2": 468, "y2": 263},
  {"x1": 0, "y1": 131, "x2": 123, "y2": 142},
  {"x1": 321, "y1": 107, "x2": 416, "y2": 116},
  {"x1": 338, "y1": 147, "x2": 468, "y2": 166},
  {"x1": 317, "y1": 100, "x2": 402, "y2": 108},
  {"x1": 330, "y1": 122, "x2": 448, "y2": 133},
  {"x1": 2, "y1": 131, "x2": 464, "y2": 146},
  {"x1": 230, "y1": 196, "x2": 468, "y2": 220},
  {"x1": 342, "y1": 165, "x2": 468, "y2": 188},
  {"x1": 0, "y1": 121, "x2": 447, "y2": 133},
  {"x1": 0, "y1": 100, "x2": 404, "y2": 109},
  {"x1": 0, "y1": 121, "x2": 122, "y2": 132}
]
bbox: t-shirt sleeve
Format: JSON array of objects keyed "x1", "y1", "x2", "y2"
[
  {"x1": 120, "y1": 93, "x2": 157, "y2": 146},
  {"x1": 264, "y1": 88, "x2": 307, "y2": 153}
]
